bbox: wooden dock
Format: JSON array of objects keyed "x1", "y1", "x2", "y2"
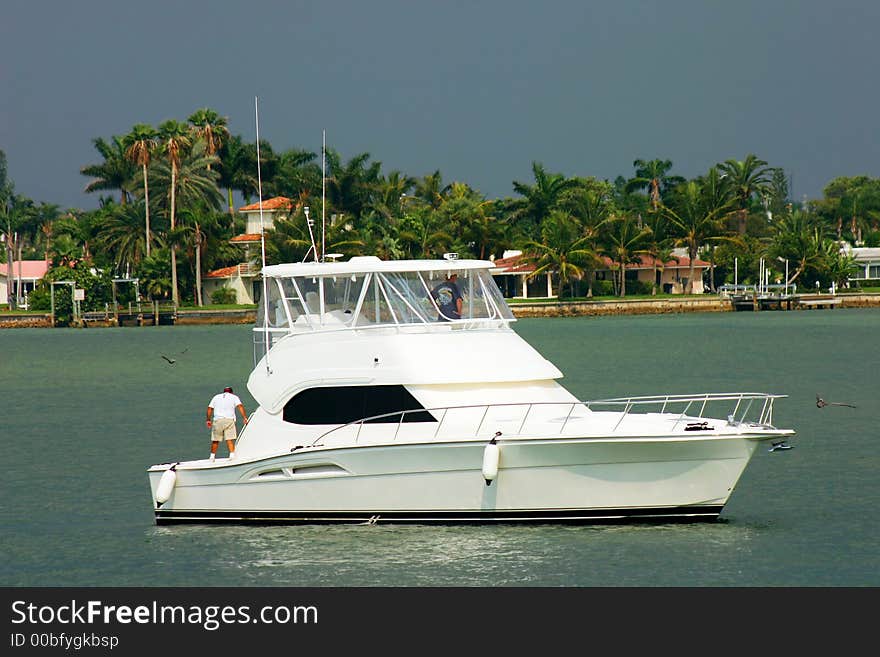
[{"x1": 728, "y1": 292, "x2": 840, "y2": 311}]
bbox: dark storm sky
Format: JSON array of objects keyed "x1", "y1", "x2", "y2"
[{"x1": 1, "y1": 0, "x2": 878, "y2": 210}]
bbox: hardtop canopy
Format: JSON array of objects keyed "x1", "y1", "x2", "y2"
[{"x1": 262, "y1": 256, "x2": 494, "y2": 279}]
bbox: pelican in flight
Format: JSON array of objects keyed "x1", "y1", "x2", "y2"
[{"x1": 816, "y1": 394, "x2": 856, "y2": 408}]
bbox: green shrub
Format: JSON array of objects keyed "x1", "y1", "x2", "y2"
[{"x1": 211, "y1": 287, "x2": 237, "y2": 305}]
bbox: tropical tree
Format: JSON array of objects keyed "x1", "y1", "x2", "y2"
[
  {"x1": 413, "y1": 170, "x2": 448, "y2": 209},
  {"x1": 642, "y1": 212, "x2": 676, "y2": 295},
  {"x1": 152, "y1": 140, "x2": 222, "y2": 306},
  {"x1": 718, "y1": 154, "x2": 773, "y2": 235},
  {"x1": 324, "y1": 150, "x2": 382, "y2": 223},
  {"x1": 820, "y1": 240, "x2": 858, "y2": 288},
  {"x1": 371, "y1": 171, "x2": 416, "y2": 225},
  {"x1": 522, "y1": 210, "x2": 598, "y2": 297},
  {"x1": 269, "y1": 148, "x2": 320, "y2": 201},
  {"x1": 601, "y1": 214, "x2": 652, "y2": 297},
  {"x1": 92, "y1": 201, "x2": 150, "y2": 276},
  {"x1": 187, "y1": 108, "x2": 230, "y2": 166},
  {"x1": 1, "y1": 151, "x2": 17, "y2": 308},
  {"x1": 625, "y1": 158, "x2": 685, "y2": 210},
  {"x1": 767, "y1": 209, "x2": 830, "y2": 288},
  {"x1": 663, "y1": 168, "x2": 736, "y2": 293},
  {"x1": 157, "y1": 120, "x2": 192, "y2": 306},
  {"x1": 123, "y1": 123, "x2": 158, "y2": 256},
  {"x1": 396, "y1": 205, "x2": 453, "y2": 259},
  {"x1": 510, "y1": 162, "x2": 577, "y2": 238},
  {"x1": 217, "y1": 134, "x2": 252, "y2": 216},
  {"x1": 137, "y1": 249, "x2": 172, "y2": 300},
  {"x1": 80, "y1": 136, "x2": 136, "y2": 205},
  {"x1": 3, "y1": 193, "x2": 37, "y2": 308},
  {"x1": 558, "y1": 178, "x2": 614, "y2": 296}
]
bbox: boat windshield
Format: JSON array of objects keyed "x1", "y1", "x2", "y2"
[{"x1": 253, "y1": 267, "x2": 514, "y2": 361}]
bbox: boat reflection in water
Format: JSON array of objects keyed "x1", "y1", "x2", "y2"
[{"x1": 148, "y1": 256, "x2": 795, "y2": 525}]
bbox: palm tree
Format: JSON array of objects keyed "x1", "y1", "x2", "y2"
[
  {"x1": 414, "y1": 170, "x2": 448, "y2": 209},
  {"x1": 718, "y1": 154, "x2": 773, "y2": 235},
  {"x1": 1, "y1": 151, "x2": 19, "y2": 309},
  {"x1": 3, "y1": 193, "x2": 36, "y2": 308},
  {"x1": 123, "y1": 124, "x2": 158, "y2": 257},
  {"x1": 642, "y1": 213, "x2": 676, "y2": 295},
  {"x1": 80, "y1": 136, "x2": 136, "y2": 204},
  {"x1": 511, "y1": 162, "x2": 577, "y2": 238},
  {"x1": 663, "y1": 169, "x2": 736, "y2": 293},
  {"x1": 217, "y1": 134, "x2": 250, "y2": 217},
  {"x1": 187, "y1": 108, "x2": 230, "y2": 167},
  {"x1": 602, "y1": 214, "x2": 652, "y2": 297},
  {"x1": 152, "y1": 141, "x2": 222, "y2": 306},
  {"x1": 767, "y1": 209, "x2": 829, "y2": 287},
  {"x1": 268, "y1": 148, "x2": 320, "y2": 200},
  {"x1": 157, "y1": 120, "x2": 192, "y2": 307},
  {"x1": 522, "y1": 210, "x2": 598, "y2": 297},
  {"x1": 625, "y1": 158, "x2": 685, "y2": 210},
  {"x1": 324, "y1": 150, "x2": 382, "y2": 222},
  {"x1": 92, "y1": 201, "x2": 150, "y2": 275}
]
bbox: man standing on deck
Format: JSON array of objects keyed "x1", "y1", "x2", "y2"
[{"x1": 206, "y1": 386, "x2": 248, "y2": 461}]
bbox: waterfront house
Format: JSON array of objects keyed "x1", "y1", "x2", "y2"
[
  {"x1": 0, "y1": 260, "x2": 49, "y2": 308},
  {"x1": 202, "y1": 197, "x2": 295, "y2": 304},
  {"x1": 490, "y1": 250, "x2": 710, "y2": 298},
  {"x1": 845, "y1": 246, "x2": 880, "y2": 285}
]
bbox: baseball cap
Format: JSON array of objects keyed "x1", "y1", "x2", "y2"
[{"x1": 223, "y1": 386, "x2": 233, "y2": 393}]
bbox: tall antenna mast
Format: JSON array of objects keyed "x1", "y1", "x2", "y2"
[
  {"x1": 321, "y1": 129, "x2": 326, "y2": 262},
  {"x1": 255, "y1": 96, "x2": 271, "y2": 374}
]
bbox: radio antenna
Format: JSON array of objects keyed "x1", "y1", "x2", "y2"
[
  {"x1": 321, "y1": 129, "x2": 326, "y2": 262},
  {"x1": 255, "y1": 96, "x2": 271, "y2": 374}
]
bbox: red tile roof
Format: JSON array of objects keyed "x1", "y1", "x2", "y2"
[
  {"x1": 230, "y1": 233, "x2": 263, "y2": 243},
  {"x1": 205, "y1": 265, "x2": 239, "y2": 279},
  {"x1": 238, "y1": 196, "x2": 294, "y2": 212}
]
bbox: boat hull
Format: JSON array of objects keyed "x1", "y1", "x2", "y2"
[{"x1": 149, "y1": 433, "x2": 781, "y2": 525}]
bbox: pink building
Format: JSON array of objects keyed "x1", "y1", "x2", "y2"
[{"x1": 0, "y1": 260, "x2": 49, "y2": 308}]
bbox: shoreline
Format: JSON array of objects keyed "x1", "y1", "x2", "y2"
[{"x1": 3, "y1": 293, "x2": 880, "y2": 328}]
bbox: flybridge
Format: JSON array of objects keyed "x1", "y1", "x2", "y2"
[
  {"x1": 253, "y1": 257, "x2": 516, "y2": 362},
  {"x1": 261, "y1": 256, "x2": 495, "y2": 278}
]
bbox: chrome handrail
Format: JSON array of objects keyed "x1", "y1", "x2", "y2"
[{"x1": 312, "y1": 392, "x2": 788, "y2": 446}]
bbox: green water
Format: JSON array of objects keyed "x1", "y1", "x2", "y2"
[{"x1": 2, "y1": 309, "x2": 878, "y2": 586}]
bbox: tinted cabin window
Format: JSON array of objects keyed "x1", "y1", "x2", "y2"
[{"x1": 283, "y1": 385, "x2": 436, "y2": 424}]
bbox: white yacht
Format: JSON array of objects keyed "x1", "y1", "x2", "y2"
[{"x1": 148, "y1": 256, "x2": 795, "y2": 524}]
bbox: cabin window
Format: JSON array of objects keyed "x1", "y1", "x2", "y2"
[{"x1": 283, "y1": 385, "x2": 437, "y2": 425}]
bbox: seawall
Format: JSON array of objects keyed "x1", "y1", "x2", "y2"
[{"x1": 510, "y1": 296, "x2": 730, "y2": 317}]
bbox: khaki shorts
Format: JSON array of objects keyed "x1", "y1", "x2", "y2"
[{"x1": 211, "y1": 417, "x2": 237, "y2": 442}]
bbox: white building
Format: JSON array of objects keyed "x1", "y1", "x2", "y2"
[
  {"x1": 846, "y1": 246, "x2": 880, "y2": 284},
  {"x1": 202, "y1": 197, "x2": 295, "y2": 305}
]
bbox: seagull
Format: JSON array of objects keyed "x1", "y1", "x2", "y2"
[
  {"x1": 161, "y1": 354, "x2": 176, "y2": 365},
  {"x1": 816, "y1": 394, "x2": 856, "y2": 408}
]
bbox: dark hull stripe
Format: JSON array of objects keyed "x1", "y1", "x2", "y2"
[{"x1": 154, "y1": 505, "x2": 723, "y2": 525}]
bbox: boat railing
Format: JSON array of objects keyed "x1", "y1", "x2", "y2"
[{"x1": 312, "y1": 392, "x2": 787, "y2": 446}]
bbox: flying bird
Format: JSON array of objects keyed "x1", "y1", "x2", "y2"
[
  {"x1": 161, "y1": 347, "x2": 189, "y2": 365},
  {"x1": 769, "y1": 440, "x2": 793, "y2": 452},
  {"x1": 816, "y1": 394, "x2": 856, "y2": 408}
]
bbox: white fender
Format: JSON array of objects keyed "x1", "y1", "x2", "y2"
[
  {"x1": 482, "y1": 442, "x2": 500, "y2": 486},
  {"x1": 155, "y1": 465, "x2": 178, "y2": 506}
]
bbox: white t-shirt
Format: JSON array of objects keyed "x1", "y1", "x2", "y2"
[{"x1": 209, "y1": 392, "x2": 243, "y2": 419}]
